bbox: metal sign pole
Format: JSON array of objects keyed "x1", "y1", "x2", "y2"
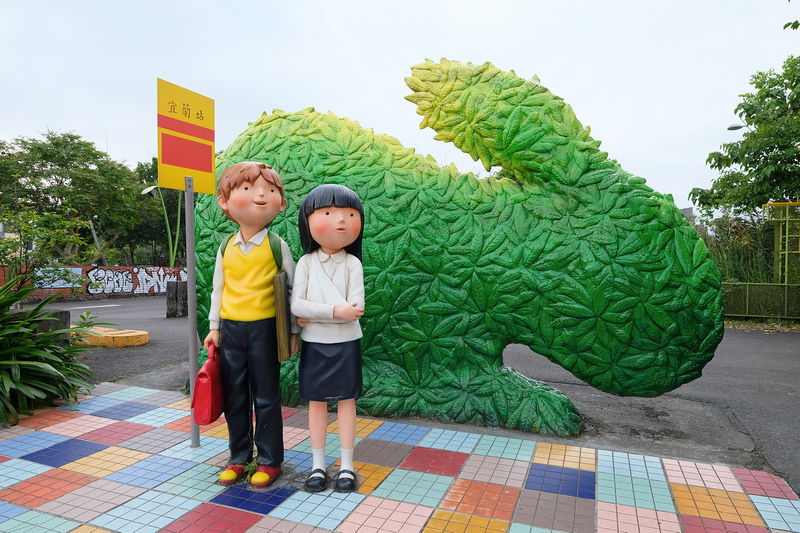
[{"x1": 185, "y1": 175, "x2": 200, "y2": 448}]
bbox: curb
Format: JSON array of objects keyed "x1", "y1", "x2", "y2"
[{"x1": 71, "y1": 326, "x2": 149, "y2": 347}]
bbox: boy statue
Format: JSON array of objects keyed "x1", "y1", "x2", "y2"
[{"x1": 203, "y1": 161, "x2": 299, "y2": 489}]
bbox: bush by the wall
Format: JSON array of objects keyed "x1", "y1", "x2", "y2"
[{"x1": 0, "y1": 276, "x2": 98, "y2": 426}]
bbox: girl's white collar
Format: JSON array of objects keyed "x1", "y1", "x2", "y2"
[{"x1": 317, "y1": 249, "x2": 346, "y2": 263}]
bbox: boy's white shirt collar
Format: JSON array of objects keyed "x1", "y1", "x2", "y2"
[{"x1": 234, "y1": 228, "x2": 268, "y2": 247}]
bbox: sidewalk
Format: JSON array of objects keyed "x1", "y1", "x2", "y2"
[{"x1": 0, "y1": 383, "x2": 798, "y2": 533}]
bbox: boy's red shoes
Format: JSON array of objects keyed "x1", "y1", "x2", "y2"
[
  {"x1": 250, "y1": 464, "x2": 281, "y2": 489},
  {"x1": 218, "y1": 463, "x2": 246, "y2": 485}
]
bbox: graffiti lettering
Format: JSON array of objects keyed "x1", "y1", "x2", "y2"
[
  {"x1": 85, "y1": 267, "x2": 187, "y2": 296},
  {"x1": 86, "y1": 268, "x2": 133, "y2": 295},
  {"x1": 135, "y1": 267, "x2": 187, "y2": 293}
]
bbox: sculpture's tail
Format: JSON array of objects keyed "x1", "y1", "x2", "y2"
[{"x1": 405, "y1": 58, "x2": 612, "y2": 188}]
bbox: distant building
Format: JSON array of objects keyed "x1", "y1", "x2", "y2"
[{"x1": 680, "y1": 207, "x2": 705, "y2": 235}]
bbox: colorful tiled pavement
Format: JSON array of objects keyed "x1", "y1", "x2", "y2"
[{"x1": 0, "y1": 383, "x2": 797, "y2": 533}]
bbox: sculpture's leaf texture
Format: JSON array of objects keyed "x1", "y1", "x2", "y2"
[{"x1": 194, "y1": 59, "x2": 724, "y2": 437}]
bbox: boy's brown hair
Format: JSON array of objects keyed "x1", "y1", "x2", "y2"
[{"x1": 217, "y1": 162, "x2": 285, "y2": 222}]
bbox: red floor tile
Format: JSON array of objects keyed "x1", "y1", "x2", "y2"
[
  {"x1": 733, "y1": 468, "x2": 799, "y2": 500},
  {"x1": 160, "y1": 502, "x2": 262, "y2": 532},
  {"x1": 681, "y1": 514, "x2": 771, "y2": 533},
  {"x1": 163, "y1": 415, "x2": 227, "y2": 432},
  {"x1": 281, "y1": 407, "x2": 299, "y2": 419},
  {"x1": 0, "y1": 468, "x2": 95, "y2": 507},
  {"x1": 16, "y1": 409, "x2": 82, "y2": 429},
  {"x1": 80, "y1": 421, "x2": 156, "y2": 445},
  {"x1": 398, "y1": 446, "x2": 469, "y2": 476},
  {"x1": 442, "y1": 479, "x2": 520, "y2": 521}
]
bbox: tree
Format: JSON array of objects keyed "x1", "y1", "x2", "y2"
[
  {"x1": 123, "y1": 157, "x2": 191, "y2": 266},
  {"x1": 0, "y1": 131, "x2": 147, "y2": 264},
  {"x1": 136, "y1": 157, "x2": 191, "y2": 267},
  {"x1": 112, "y1": 157, "x2": 162, "y2": 266},
  {"x1": 785, "y1": 0, "x2": 798, "y2": 30},
  {"x1": 691, "y1": 55, "x2": 800, "y2": 214},
  {"x1": 0, "y1": 205, "x2": 87, "y2": 292}
]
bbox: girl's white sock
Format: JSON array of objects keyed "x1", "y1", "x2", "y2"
[
  {"x1": 310, "y1": 448, "x2": 326, "y2": 478},
  {"x1": 340, "y1": 447, "x2": 355, "y2": 478}
]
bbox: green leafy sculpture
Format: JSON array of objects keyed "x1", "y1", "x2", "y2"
[{"x1": 195, "y1": 59, "x2": 724, "y2": 436}]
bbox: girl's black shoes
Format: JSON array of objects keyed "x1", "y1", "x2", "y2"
[
  {"x1": 304, "y1": 469, "x2": 328, "y2": 492},
  {"x1": 335, "y1": 469, "x2": 357, "y2": 493}
]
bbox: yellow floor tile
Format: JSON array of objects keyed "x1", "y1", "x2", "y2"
[
  {"x1": 532, "y1": 442, "x2": 595, "y2": 471},
  {"x1": 327, "y1": 417, "x2": 383, "y2": 438},
  {"x1": 353, "y1": 461, "x2": 393, "y2": 494},
  {"x1": 165, "y1": 398, "x2": 191, "y2": 411},
  {"x1": 670, "y1": 484, "x2": 766, "y2": 527},
  {"x1": 201, "y1": 424, "x2": 229, "y2": 438},
  {"x1": 422, "y1": 510, "x2": 508, "y2": 533},
  {"x1": 61, "y1": 447, "x2": 150, "y2": 477}
]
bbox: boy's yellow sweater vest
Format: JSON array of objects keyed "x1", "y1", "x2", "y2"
[{"x1": 220, "y1": 238, "x2": 277, "y2": 322}]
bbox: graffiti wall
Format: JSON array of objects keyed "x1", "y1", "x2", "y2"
[
  {"x1": 1, "y1": 266, "x2": 188, "y2": 300},
  {"x1": 85, "y1": 266, "x2": 188, "y2": 295}
]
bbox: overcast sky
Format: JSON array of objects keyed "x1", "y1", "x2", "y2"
[{"x1": 1, "y1": 1, "x2": 796, "y2": 209}]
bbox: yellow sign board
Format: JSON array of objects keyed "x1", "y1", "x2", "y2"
[{"x1": 157, "y1": 79, "x2": 215, "y2": 194}]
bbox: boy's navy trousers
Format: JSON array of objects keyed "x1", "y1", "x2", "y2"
[{"x1": 219, "y1": 317, "x2": 283, "y2": 467}]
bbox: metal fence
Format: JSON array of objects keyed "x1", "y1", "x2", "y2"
[
  {"x1": 721, "y1": 282, "x2": 800, "y2": 319},
  {"x1": 763, "y1": 202, "x2": 800, "y2": 285}
]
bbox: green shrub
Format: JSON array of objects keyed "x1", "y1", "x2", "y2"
[{"x1": 0, "y1": 276, "x2": 98, "y2": 426}]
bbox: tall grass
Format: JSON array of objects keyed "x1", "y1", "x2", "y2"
[{"x1": 701, "y1": 213, "x2": 774, "y2": 284}]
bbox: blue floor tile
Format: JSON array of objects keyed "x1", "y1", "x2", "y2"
[
  {"x1": 284, "y1": 450, "x2": 336, "y2": 473},
  {"x1": 20, "y1": 438, "x2": 108, "y2": 467},
  {"x1": 525, "y1": 463, "x2": 596, "y2": 499},
  {"x1": 159, "y1": 435, "x2": 229, "y2": 462},
  {"x1": 750, "y1": 494, "x2": 800, "y2": 532},
  {"x1": 417, "y1": 428, "x2": 480, "y2": 453},
  {"x1": 106, "y1": 455, "x2": 196, "y2": 488},
  {"x1": 58, "y1": 396, "x2": 125, "y2": 414},
  {"x1": 210, "y1": 485, "x2": 297, "y2": 515},
  {"x1": 90, "y1": 490, "x2": 200, "y2": 533},
  {"x1": 367, "y1": 421, "x2": 431, "y2": 445},
  {"x1": 0, "y1": 431, "x2": 71, "y2": 458},
  {"x1": 0, "y1": 510, "x2": 81, "y2": 532},
  {"x1": 0, "y1": 501, "x2": 28, "y2": 521},
  {"x1": 270, "y1": 490, "x2": 365, "y2": 530},
  {"x1": 0, "y1": 459, "x2": 52, "y2": 488},
  {"x1": 89, "y1": 401, "x2": 159, "y2": 421}
]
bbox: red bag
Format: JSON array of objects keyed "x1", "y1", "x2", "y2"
[{"x1": 192, "y1": 343, "x2": 224, "y2": 425}]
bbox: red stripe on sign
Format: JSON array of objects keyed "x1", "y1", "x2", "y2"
[
  {"x1": 158, "y1": 114, "x2": 215, "y2": 142},
  {"x1": 161, "y1": 133, "x2": 214, "y2": 173}
]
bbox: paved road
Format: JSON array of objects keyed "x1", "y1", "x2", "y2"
[
  {"x1": 47, "y1": 295, "x2": 800, "y2": 493},
  {"x1": 506, "y1": 329, "x2": 800, "y2": 492},
  {"x1": 48, "y1": 296, "x2": 193, "y2": 390}
]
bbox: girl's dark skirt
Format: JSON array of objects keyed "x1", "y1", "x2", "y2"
[{"x1": 298, "y1": 339, "x2": 362, "y2": 401}]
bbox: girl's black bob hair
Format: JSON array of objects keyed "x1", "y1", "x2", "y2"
[{"x1": 298, "y1": 184, "x2": 364, "y2": 260}]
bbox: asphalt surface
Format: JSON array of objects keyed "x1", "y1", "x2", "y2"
[{"x1": 45, "y1": 294, "x2": 800, "y2": 494}]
